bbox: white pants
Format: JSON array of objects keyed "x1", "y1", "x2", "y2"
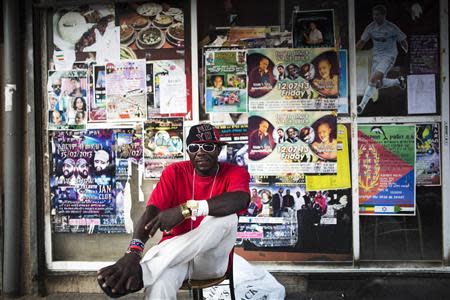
[
  {"x1": 140, "y1": 214, "x2": 238, "y2": 300},
  {"x1": 371, "y1": 55, "x2": 395, "y2": 75}
]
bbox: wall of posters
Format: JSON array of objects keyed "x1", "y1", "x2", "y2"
[
  {"x1": 105, "y1": 59, "x2": 147, "y2": 121},
  {"x1": 247, "y1": 48, "x2": 339, "y2": 110},
  {"x1": 50, "y1": 129, "x2": 126, "y2": 233},
  {"x1": 248, "y1": 111, "x2": 337, "y2": 175},
  {"x1": 358, "y1": 125, "x2": 416, "y2": 216},
  {"x1": 204, "y1": 50, "x2": 248, "y2": 113},
  {"x1": 143, "y1": 118, "x2": 184, "y2": 179},
  {"x1": 416, "y1": 123, "x2": 440, "y2": 186},
  {"x1": 355, "y1": 0, "x2": 439, "y2": 116}
]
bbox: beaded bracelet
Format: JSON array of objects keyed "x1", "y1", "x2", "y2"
[{"x1": 127, "y1": 239, "x2": 144, "y2": 257}]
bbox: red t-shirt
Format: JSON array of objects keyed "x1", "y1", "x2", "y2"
[{"x1": 147, "y1": 161, "x2": 250, "y2": 242}]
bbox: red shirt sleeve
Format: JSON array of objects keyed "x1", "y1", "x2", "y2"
[
  {"x1": 226, "y1": 165, "x2": 250, "y2": 194},
  {"x1": 146, "y1": 165, "x2": 175, "y2": 210}
]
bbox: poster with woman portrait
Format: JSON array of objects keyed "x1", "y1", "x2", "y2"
[
  {"x1": 204, "y1": 50, "x2": 248, "y2": 113},
  {"x1": 247, "y1": 48, "x2": 339, "y2": 111},
  {"x1": 50, "y1": 129, "x2": 126, "y2": 233},
  {"x1": 143, "y1": 118, "x2": 184, "y2": 179},
  {"x1": 248, "y1": 111, "x2": 337, "y2": 175},
  {"x1": 48, "y1": 70, "x2": 89, "y2": 130}
]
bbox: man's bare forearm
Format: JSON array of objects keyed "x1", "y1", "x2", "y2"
[
  {"x1": 132, "y1": 205, "x2": 160, "y2": 243},
  {"x1": 207, "y1": 191, "x2": 250, "y2": 216}
]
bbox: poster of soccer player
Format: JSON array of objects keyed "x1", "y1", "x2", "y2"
[
  {"x1": 306, "y1": 124, "x2": 351, "y2": 191},
  {"x1": 50, "y1": 129, "x2": 126, "y2": 233},
  {"x1": 416, "y1": 123, "x2": 440, "y2": 186},
  {"x1": 358, "y1": 125, "x2": 416, "y2": 216},
  {"x1": 248, "y1": 111, "x2": 337, "y2": 176},
  {"x1": 143, "y1": 118, "x2": 184, "y2": 179},
  {"x1": 205, "y1": 50, "x2": 248, "y2": 113},
  {"x1": 355, "y1": 1, "x2": 439, "y2": 116},
  {"x1": 247, "y1": 48, "x2": 339, "y2": 111}
]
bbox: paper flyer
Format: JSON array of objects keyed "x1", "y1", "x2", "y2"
[
  {"x1": 416, "y1": 123, "x2": 440, "y2": 186},
  {"x1": 204, "y1": 50, "x2": 248, "y2": 113},
  {"x1": 143, "y1": 118, "x2": 184, "y2": 179},
  {"x1": 48, "y1": 70, "x2": 88, "y2": 130},
  {"x1": 248, "y1": 111, "x2": 337, "y2": 175},
  {"x1": 105, "y1": 59, "x2": 147, "y2": 121},
  {"x1": 153, "y1": 60, "x2": 187, "y2": 114},
  {"x1": 115, "y1": 128, "x2": 144, "y2": 180},
  {"x1": 358, "y1": 125, "x2": 416, "y2": 216},
  {"x1": 247, "y1": 48, "x2": 339, "y2": 111},
  {"x1": 50, "y1": 129, "x2": 126, "y2": 233},
  {"x1": 216, "y1": 124, "x2": 249, "y2": 169},
  {"x1": 306, "y1": 124, "x2": 351, "y2": 191},
  {"x1": 90, "y1": 65, "x2": 107, "y2": 122}
]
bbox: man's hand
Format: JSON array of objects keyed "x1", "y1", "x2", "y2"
[
  {"x1": 97, "y1": 252, "x2": 143, "y2": 295},
  {"x1": 145, "y1": 205, "x2": 185, "y2": 237}
]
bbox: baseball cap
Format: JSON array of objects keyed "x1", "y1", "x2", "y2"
[{"x1": 186, "y1": 123, "x2": 226, "y2": 145}]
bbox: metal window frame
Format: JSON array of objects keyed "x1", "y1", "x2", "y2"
[{"x1": 42, "y1": 0, "x2": 450, "y2": 272}]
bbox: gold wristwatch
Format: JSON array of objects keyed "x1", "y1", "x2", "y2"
[{"x1": 180, "y1": 203, "x2": 191, "y2": 219}]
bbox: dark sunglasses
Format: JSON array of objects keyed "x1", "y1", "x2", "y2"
[
  {"x1": 187, "y1": 143, "x2": 217, "y2": 154},
  {"x1": 52, "y1": 84, "x2": 61, "y2": 88}
]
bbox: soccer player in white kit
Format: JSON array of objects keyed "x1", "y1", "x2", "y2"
[{"x1": 356, "y1": 4, "x2": 408, "y2": 114}]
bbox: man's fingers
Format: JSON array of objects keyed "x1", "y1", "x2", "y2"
[
  {"x1": 144, "y1": 217, "x2": 158, "y2": 231},
  {"x1": 104, "y1": 271, "x2": 120, "y2": 288},
  {"x1": 126, "y1": 276, "x2": 137, "y2": 291},
  {"x1": 98, "y1": 265, "x2": 115, "y2": 280},
  {"x1": 112, "y1": 273, "x2": 129, "y2": 294},
  {"x1": 148, "y1": 220, "x2": 161, "y2": 237}
]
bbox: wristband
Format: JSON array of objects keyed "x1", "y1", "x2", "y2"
[
  {"x1": 187, "y1": 200, "x2": 209, "y2": 220},
  {"x1": 180, "y1": 203, "x2": 191, "y2": 219}
]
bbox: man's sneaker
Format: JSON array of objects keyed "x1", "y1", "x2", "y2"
[
  {"x1": 398, "y1": 76, "x2": 406, "y2": 89},
  {"x1": 357, "y1": 104, "x2": 365, "y2": 115}
]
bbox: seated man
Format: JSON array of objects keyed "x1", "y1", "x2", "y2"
[{"x1": 97, "y1": 123, "x2": 250, "y2": 299}]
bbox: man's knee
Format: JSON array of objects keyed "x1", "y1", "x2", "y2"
[{"x1": 201, "y1": 214, "x2": 238, "y2": 230}]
